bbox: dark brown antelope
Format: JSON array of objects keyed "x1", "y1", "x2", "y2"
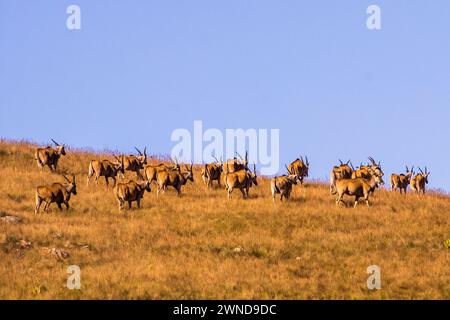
[
  {"x1": 390, "y1": 166, "x2": 414, "y2": 194},
  {"x1": 34, "y1": 139, "x2": 66, "y2": 171},
  {"x1": 120, "y1": 147, "x2": 147, "y2": 180},
  {"x1": 224, "y1": 163, "x2": 258, "y2": 199},
  {"x1": 156, "y1": 163, "x2": 194, "y2": 196},
  {"x1": 201, "y1": 157, "x2": 223, "y2": 189},
  {"x1": 35, "y1": 175, "x2": 77, "y2": 214},
  {"x1": 270, "y1": 165, "x2": 301, "y2": 203},
  {"x1": 410, "y1": 167, "x2": 430, "y2": 194},
  {"x1": 114, "y1": 180, "x2": 151, "y2": 210},
  {"x1": 87, "y1": 156, "x2": 124, "y2": 187},
  {"x1": 287, "y1": 156, "x2": 309, "y2": 185}
]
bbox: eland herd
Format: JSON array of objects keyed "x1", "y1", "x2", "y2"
[{"x1": 33, "y1": 139, "x2": 431, "y2": 213}]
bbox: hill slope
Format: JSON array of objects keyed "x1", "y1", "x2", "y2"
[{"x1": 0, "y1": 140, "x2": 449, "y2": 299}]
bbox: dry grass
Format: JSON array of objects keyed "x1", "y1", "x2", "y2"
[{"x1": 0, "y1": 140, "x2": 449, "y2": 299}]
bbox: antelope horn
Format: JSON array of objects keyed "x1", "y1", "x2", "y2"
[
  {"x1": 135, "y1": 147, "x2": 143, "y2": 156},
  {"x1": 253, "y1": 163, "x2": 256, "y2": 175},
  {"x1": 349, "y1": 161, "x2": 355, "y2": 171},
  {"x1": 245, "y1": 151, "x2": 248, "y2": 162},
  {"x1": 285, "y1": 164, "x2": 291, "y2": 175},
  {"x1": 338, "y1": 159, "x2": 343, "y2": 165},
  {"x1": 305, "y1": 156, "x2": 309, "y2": 166},
  {"x1": 62, "y1": 174, "x2": 71, "y2": 183},
  {"x1": 346, "y1": 159, "x2": 350, "y2": 165},
  {"x1": 425, "y1": 166, "x2": 428, "y2": 174},
  {"x1": 51, "y1": 139, "x2": 60, "y2": 146},
  {"x1": 72, "y1": 174, "x2": 76, "y2": 183},
  {"x1": 236, "y1": 152, "x2": 243, "y2": 160},
  {"x1": 213, "y1": 156, "x2": 219, "y2": 163},
  {"x1": 144, "y1": 147, "x2": 147, "y2": 157},
  {"x1": 418, "y1": 167, "x2": 424, "y2": 174}
]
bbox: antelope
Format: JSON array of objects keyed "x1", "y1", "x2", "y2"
[
  {"x1": 34, "y1": 139, "x2": 66, "y2": 171},
  {"x1": 224, "y1": 163, "x2": 258, "y2": 199},
  {"x1": 35, "y1": 175, "x2": 77, "y2": 214},
  {"x1": 143, "y1": 159, "x2": 180, "y2": 184},
  {"x1": 329, "y1": 159, "x2": 354, "y2": 194},
  {"x1": 270, "y1": 165, "x2": 301, "y2": 203},
  {"x1": 333, "y1": 173, "x2": 384, "y2": 208},
  {"x1": 410, "y1": 167, "x2": 430, "y2": 194},
  {"x1": 222, "y1": 151, "x2": 248, "y2": 173},
  {"x1": 87, "y1": 156, "x2": 125, "y2": 187},
  {"x1": 287, "y1": 156, "x2": 309, "y2": 185},
  {"x1": 351, "y1": 157, "x2": 384, "y2": 179},
  {"x1": 114, "y1": 180, "x2": 151, "y2": 210},
  {"x1": 201, "y1": 157, "x2": 223, "y2": 189},
  {"x1": 156, "y1": 164, "x2": 194, "y2": 196},
  {"x1": 120, "y1": 147, "x2": 147, "y2": 180},
  {"x1": 390, "y1": 166, "x2": 414, "y2": 194}
]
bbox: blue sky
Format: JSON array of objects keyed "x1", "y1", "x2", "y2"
[{"x1": 1, "y1": 1, "x2": 449, "y2": 190}]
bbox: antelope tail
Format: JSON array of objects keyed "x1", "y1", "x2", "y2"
[
  {"x1": 88, "y1": 162, "x2": 94, "y2": 177},
  {"x1": 273, "y1": 181, "x2": 280, "y2": 194}
]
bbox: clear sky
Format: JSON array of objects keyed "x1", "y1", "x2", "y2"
[{"x1": 1, "y1": 1, "x2": 449, "y2": 190}]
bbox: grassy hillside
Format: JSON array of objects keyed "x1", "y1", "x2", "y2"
[{"x1": 0, "y1": 140, "x2": 449, "y2": 299}]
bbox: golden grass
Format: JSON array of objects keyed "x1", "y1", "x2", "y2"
[{"x1": 0, "y1": 140, "x2": 449, "y2": 299}]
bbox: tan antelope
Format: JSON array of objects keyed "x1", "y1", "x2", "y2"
[
  {"x1": 114, "y1": 180, "x2": 151, "y2": 210},
  {"x1": 329, "y1": 159, "x2": 354, "y2": 194},
  {"x1": 222, "y1": 151, "x2": 249, "y2": 173},
  {"x1": 333, "y1": 173, "x2": 384, "y2": 208},
  {"x1": 270, "y1": 165, "x2": 301, "y2": 203},
  {"x1": 143, "y1": 160, "x2": 180, "y2": 185},
  {"x1": 156, "y1": 164, "x2": 194, "y2": 196},
  {"x1": 351, "y1": 157, "x2": 384, "y2": 179},
  {"x1": 201, "y1": 157, "x2": 223, "y2": 189},
  {"x1": 287, "y1": 156, "x2": 309, "y2": 185},
  {"x1": 120, "y1": 147, "x2": 147, "y2": 180},
  {"x1": 35, "y1": 175, "x2": 77, "y2": 214},
  {"x1": 224, "y1": 163, "x2": 258, "y2": 199},
  {"x1": 390, "y1": 166, "x2": 414, "y2": 194},
  {"x1": 34, "y1": 139, "x2": 66, "y2": 171},
  {"x1": 410, "y1": 167, "x2": 430, "y2": 194},
  {"x1": 87, "y1": 156, "x2": 125, "y2": 187}
]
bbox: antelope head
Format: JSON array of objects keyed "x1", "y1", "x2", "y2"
[
  {"x1": 368, "y1": 156, "x2": 384, "y2": 177},
  {"x1": 301, "y1": 155, "x2": 310, "y2": 176},
  {"x1": 285, "y1": 164, "x2": 300, "y2": 184},
  {"x1": 418, "y1": 167, "x2": 430, "y2": 184},
  {"x1": 63, "y1": 174, "x2": 77, "y2": 195},
  {"x1": 405, "y1": 165, "x2": 414, "y2": 180},
  {"x1": 135, "y1": 146, "x2": 148, "y2": 167},
  {"x1": 236, "y1": 151, "x2": 249, "y2": 168},
  {"x1": 52, "y1": 139, "x2": 66, "y2": 156},
  {"x1": 248, "y1": 163, "x2": 258, "y2": 186},
  {"x1": 113, "y1": 155, "x2": 125, "y2": 174},
  {"x1": 184, "y1": 163, "x2": 194, "y2": 182}
]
